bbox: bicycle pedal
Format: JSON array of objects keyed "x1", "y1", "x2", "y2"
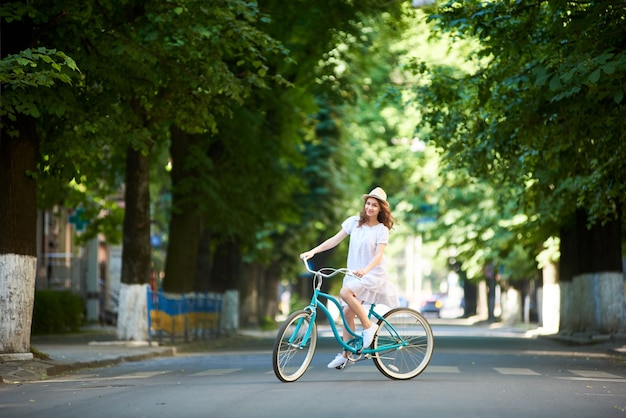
[{"x1": 336, "y1": 360, "x2": 354, "y2": 370}]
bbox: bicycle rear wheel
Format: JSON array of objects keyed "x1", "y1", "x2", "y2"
[
  {"x1": 372, "y1": 308, "x2": 434, "y2": 380},
  {"x1": 272, "y1": 310, "x2": 317, "y2": 382}
]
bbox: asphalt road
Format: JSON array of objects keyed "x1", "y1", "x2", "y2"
[{"x1": 1, "y1": 329, "x2": 625, "y2": 418}]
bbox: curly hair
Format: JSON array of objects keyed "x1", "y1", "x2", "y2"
[{"x1": 358, "y1": 198, "x2": 395, "y2": 230}]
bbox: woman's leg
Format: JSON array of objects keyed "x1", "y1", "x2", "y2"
[
  {"x1": 328, "y1": 304, "x2": 357, "y2": 367},
  {"x1": 340, "y1": 286, "x2": 377, "y2": 348},
  {"x1": 340, "y1": 287, "x2": 372, "y2": 329},
  {"x1": 343, "y1": 305, "x2": 355, "y2": 342}
]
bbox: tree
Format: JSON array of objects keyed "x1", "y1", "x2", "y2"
[
  {"x1": 1, "y1": 0, "x2": 290, "y2": 343},
  {"x1": 160, "y1": 0, "x2": 410, "y2": 326},
  {"x1": 1, "y1": 0, "x2": 412, "y2": 346},
  {"x1": 1, "y1": 3, "x2": 80, "y2": 354},
  {"x1": 408, "y1": 1, "x2": 625, "y2": 333},
  {"x1": 158, "y1": 0, "x2": 292, "y2": 295}
]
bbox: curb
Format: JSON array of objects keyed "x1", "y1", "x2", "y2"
[
  {"x1": 609, "y1": 347, "x2": 626, "y2": 357},
  {"x1": 0, "y1": 347, "x2": 177, "y2": 384},
  {"x1": 44, "y1": 347, "x2": 178, "y2": 378},
  {"x1": 539, "y1": 333, "x2": 626, "y2": 358}
]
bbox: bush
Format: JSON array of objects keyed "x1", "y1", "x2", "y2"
[
  {"x1": 260, "y1": 315, "x2": 276, "y2": 331},
  {"x1": 32, "y1": 290, "x2": 85, "y2": 334}
]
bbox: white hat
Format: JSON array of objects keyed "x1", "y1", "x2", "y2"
[{"x1": 363, "y1": 187, "x2": 387, "y2": 203}]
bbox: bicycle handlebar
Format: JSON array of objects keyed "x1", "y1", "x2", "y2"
[{"x1": 301, "y1": 258, "x2": 354, "y2": 278}]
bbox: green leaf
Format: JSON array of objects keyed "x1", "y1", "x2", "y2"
[
  {"x1": 588, "y1": 69, "x2": 601, "y2": 83},
  {"x1": 549, "y1": 74, "x2": 561, "y2": 90},
  {"x1": 533, "y1": 66, "x2": 549, "y2": 87},
  {"x1": 602, "y1": 63, "x2": 615, "y2": 74}
]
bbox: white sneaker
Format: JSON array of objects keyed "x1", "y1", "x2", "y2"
[
  {"x1": 361, "y1": 324, "x2": 377, "y2": 348},
  {"x1": 327, "y1": 353, "x2": 348, "y2": 369}
]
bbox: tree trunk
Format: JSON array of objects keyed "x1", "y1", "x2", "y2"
[
  {"x1": 559, "y1": 209, "x2": 624, "y2": 334},
  {"x1": 209, "y1": 241, "x2": 241, "y2": 293},
  {"x1": 484, "y1": 264, "x2": 497, "y2": 321},
  {"x1": 0, "y1": 0, "x2": 38, "y2": 357},
  {"x1": 540, "y1": 260, "x2": 560, "y2": 334},
  {"x1": 121, "y1": 145, "x2": 152, "y2": 286},
  {"x1": 163, "y1": 126, "x2": 203, "y2": 293},
  {"x1": 461, "y1": 270, "x2": 477, "y2": 318},
  {"x1": 117, "y1": 145, "x2": 152, "y2": 340},
  {"x1": 0, "y1": 121, "x2": 38, "y2": 355},
  {"x1": 237, "y1": 260, "x2": 280, "y2": 328},
  {"x1": 195, "y1": 228, "x2": 212, "y2": 292},
  {"x1": 0, "y1": 175, "x2": 37, "y2": 355},
  {"x1": 240, "y1": 262, "x2": 259, "y2": 327},
  {"x1": 500, "y1": 282, "x2": 522, "y2": 326},
  {"x1": 260, "y1": 262, "x2": 280, "y2": 324}
]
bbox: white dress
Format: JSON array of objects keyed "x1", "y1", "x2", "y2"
[{"x1": 341, "y1": 216, "x2": 399, "y2": 308}]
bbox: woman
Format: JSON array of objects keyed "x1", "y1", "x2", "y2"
[{"x1": 300, "y1": 187, "x2": 399, "y2": 369}]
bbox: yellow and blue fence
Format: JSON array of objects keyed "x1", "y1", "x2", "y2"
[{"x1": 147, "y1": 287, "x2": 223, "y2": 344}]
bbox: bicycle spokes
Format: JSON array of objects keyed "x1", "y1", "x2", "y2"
[
  {"x1": 272, "y1": 311, "x2": 317, "y2": 382},
  {"x1": 371, "y1": 308, "x2": 434, "y2": 380}
]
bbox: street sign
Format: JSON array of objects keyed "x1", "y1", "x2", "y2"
[{"x1": 68, "y1": 208, "x2": 88, "y2": 232}]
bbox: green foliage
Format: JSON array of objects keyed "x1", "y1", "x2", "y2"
[
  {"x1": 0, "y1": 47, "x2": 80, "y2": 136},
  {"x1": 259, "y1": 315, "x2": 276, "y2": 331},
  {"x1": 423, "y1": 0, "x2": 626, "y2": 225},
  {"x1": 31, "y1": 290, "x2": 85, "y2": 334},
  {"x1": 0, "y1": 47, "x2": 78, "y2": 87},
  {"x1": 188, "y1": 0, "x2": 411, "y2": 279},
  {"x1": 392, "y1": 1, "x2": 626, "y2": 277},
  {"x1": 500, "y1": 243, "x2": 538, "y2": 281},
  {"x1": 12, "y1": 0, "x2": 294, "y2": 249},
  {"x1": 0, "y1": 1, "x2": 37, "y2": 22}
]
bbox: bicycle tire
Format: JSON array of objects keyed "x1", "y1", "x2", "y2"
[
  {"x1": 372, "y1": 307, "x2": 434, "y2": 380},
  {"x1": 272, "y1": 310, "x2": 317, "y2": 382}
]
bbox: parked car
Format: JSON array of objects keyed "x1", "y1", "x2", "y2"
[{"x1": 420, "y1": 294, "x2": 445, "y2": 318}]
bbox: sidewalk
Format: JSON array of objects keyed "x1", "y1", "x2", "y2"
[
  {"x1": 1, "y1": 322, "x2": 625, "y2": 384},
  {"x1": 0, "y1": 326, "x2": 179, "y2": 384}
]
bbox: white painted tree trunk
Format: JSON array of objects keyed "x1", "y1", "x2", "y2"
[
  {"x1": 476, "y1": 280, "x2": 488, "y2": 320},
  {"x1": 0, "y1": 254, "x2": 36, "y2": 356},
  {"x1": 116, "y1": 283, "x2": 148, "y2": 341},
  {"x1": 540, "y1": 261, "x2": 560, "y2": 334},
  {"x1": 561, "y1": 272, "x2": 624, "y2": 334},
  {"x1": 500, "y1": 286, "x2": 522, "y2": 325},
  {"x1": 221, "y1": 290, "x2": 239, "y2": 333}
]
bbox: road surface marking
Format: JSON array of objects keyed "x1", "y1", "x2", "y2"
[
  {"x1": 190, "y1": 368, "x2": 242, "y2": 376},
  {"x1": 426, "y1": 366, "x2": 461, "y2": 373},
  {"x1": 494, "y1": 367, "x2": 541, "y2": 376},
  {"x1": 568, "y1": 370, "x2": 623, "y2": 379}
]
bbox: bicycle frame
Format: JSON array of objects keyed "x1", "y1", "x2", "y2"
[{"x1": 295, "y1": 271, "x2": 407, "y2": 356}]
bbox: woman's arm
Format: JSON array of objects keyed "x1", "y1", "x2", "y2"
[
  {"x1": 300, "y1": 229, "x2": 348, "y2": 260},
  {"x1": 353, "y1": 243, "x2": 387, "y2": 278}
]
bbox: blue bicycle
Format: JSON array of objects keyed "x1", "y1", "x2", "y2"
[{"x1": 272, "y1": 261, "x2": 434, "y2": 382}]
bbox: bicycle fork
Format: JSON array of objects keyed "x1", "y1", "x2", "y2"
[{"x1": 289, "y1": 309, "x2": 317, "y2": 349}]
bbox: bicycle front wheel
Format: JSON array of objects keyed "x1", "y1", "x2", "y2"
[
  {"x1": 272, "y1": 310, "x2": 317, "y2": 382},
  {"x1": 372, "y1": 308, "x2": 434, "y2": 380}
]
